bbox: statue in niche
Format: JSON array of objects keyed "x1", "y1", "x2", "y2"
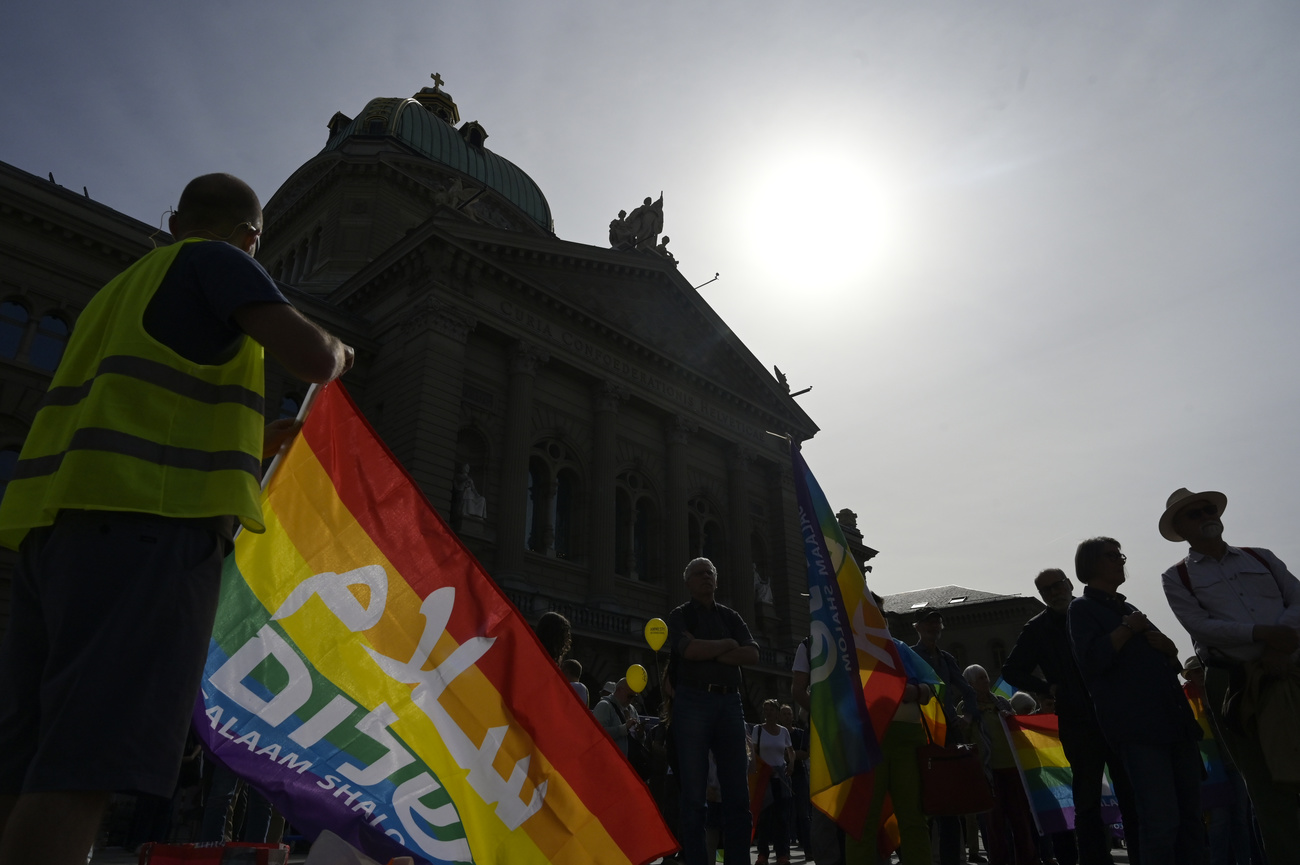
[
  {"x1": 655, "y1": 235, "x2": 675, "y2": 262},
  {"x1": 434, "y1": 176, "x2": 467, "y2": 209},
  {"x1": 608, "y1": 210, "x2": 633, "y2": 248},
  {"x1": 624, "y1": 194, "x2": 664, "y2": 250},
  {"x1": 451, "y1": 463, "x2": 487, "y2": 521},
  {"x1": 754, "y1": 564, "x2": 774, "y2": 606}
]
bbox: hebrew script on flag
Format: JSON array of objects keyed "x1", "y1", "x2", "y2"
[{"x1": 195, "y1": 382, "x2": 675, "y2": 865}]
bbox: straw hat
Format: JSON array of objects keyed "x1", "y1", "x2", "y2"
[{"x1": 1159, "y1": 487, "x2": 1227, "y2": 542}]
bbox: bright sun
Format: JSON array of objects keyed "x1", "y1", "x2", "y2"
[{"x1": 742, "y1": 150, "x2": 892, "y2": 289}]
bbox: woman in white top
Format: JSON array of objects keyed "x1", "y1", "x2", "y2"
[{"x1": 751, "y1": 699, "x2": 795, "y2": 865}]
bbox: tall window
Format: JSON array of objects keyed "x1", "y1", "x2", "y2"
[
  {"x1": 688, "y1": 496, "x2": 725, "y2": 572},
  {"x1": 525, "y1": 439, "x2": 582, "y2": 560},
  {"x1": 29, "y1": 314, "x2": 69, "y2": 370},
  {"x1": 990, "y1": 640, "x2": 1007, "y2": 672},
  {"x1": 615, "y1": 471, "x2": 658, "y2": 581},
  {"x1": 0, "y1": 301, "x2": 28, "y2": 358}
]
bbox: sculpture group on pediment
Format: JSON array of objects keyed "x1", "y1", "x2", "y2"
[{"x1": 609, "y1": 194, "x2": 672, "y2": 260}]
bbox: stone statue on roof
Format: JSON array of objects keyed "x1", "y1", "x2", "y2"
[
  {"x1": 609, "y1": 210, "x2": 632, "y2": 248},
  {"x1": 626, "y1": 194, "x2": 664, "y2": 249}
]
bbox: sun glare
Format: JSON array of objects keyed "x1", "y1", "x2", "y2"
[{"x1": 742, "y1": 150, "x2": 892, "y2": 290}]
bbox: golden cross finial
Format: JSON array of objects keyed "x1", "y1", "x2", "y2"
[{"x1": 431, "y1": 72, "x2": 445, "y2": 89}]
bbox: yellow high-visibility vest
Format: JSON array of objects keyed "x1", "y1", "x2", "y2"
[{"x1": 0, "y1": 238, "x2": 266, "y2": 550}]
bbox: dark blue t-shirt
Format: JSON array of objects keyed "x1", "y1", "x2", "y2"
[{"x1": 142, "y1": 241, "x2": 288, "y2": 365}]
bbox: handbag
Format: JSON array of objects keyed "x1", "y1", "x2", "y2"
[{"x1": 916, "y1": 712, "x2": 994, "y2": 816}]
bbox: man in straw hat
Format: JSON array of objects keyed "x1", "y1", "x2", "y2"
[{"x1": 1159, "y1": 487, "x2": 1300, "y2": 862}]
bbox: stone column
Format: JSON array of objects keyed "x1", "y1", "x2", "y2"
[
  {"x1": 664, "y1": 415, "x2": 695, "y2": 607},
  {"x1": 727, "y1": 445, "x2": 756, "y2": 626},
  {"x1": 398, "y1": 304, "x2": 475, "y2": 515},
  {"x1": 588, "y1": 382, "x2": 626, "y2": 608},
  {"x1": 494, "y1": 342, "x2": 547, "y2": 582}
]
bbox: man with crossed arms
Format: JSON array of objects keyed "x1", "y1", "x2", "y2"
[{"x1": 1159, "y1": 487, "x2": 1300, "y2": 864}]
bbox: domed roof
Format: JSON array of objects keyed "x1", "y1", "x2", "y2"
[{"x1": 324, "y1": 95, "x2": 552, "y2": 232}]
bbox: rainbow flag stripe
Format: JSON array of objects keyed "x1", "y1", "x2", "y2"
[
  {"x1": 1185, "y1": 683, "x2": 1233, "y2": 809},
  {"x1": 991, "y1": 676, "x2": 1015, "y2": 702},
  {"x1": 1003, "y1": 714, "x2": 1120, "y2": 835},
  {"x1": 195, "y1": 383, "x2": 675, "y2": 865}
]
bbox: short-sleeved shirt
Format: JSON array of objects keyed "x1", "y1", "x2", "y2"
[
  {"x1": 751, "y1": 724, "x2": 792, "y2": 769},
  {"x1": 143, "y1": 241, "x2": 289, "y2": 366},
  {"x1": 667, "y1": 599, "x2": 758, "y2": 689}
]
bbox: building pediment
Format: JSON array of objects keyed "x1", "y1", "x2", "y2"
[{"x1": 332, "y1": 217, "x2": 818, "y2": 444}]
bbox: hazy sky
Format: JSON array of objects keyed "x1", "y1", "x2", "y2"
[{"x1": 6, "y1": 1, "x2": 1300, "y2": 655}]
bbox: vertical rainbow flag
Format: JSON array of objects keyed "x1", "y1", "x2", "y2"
[
  {"x1": 1184, "y1": 683, "x2": 1234, "y2": 809},
  {"x1": 195, "y1": 382, "x2": 676, "y2": 865},
  {"x1": 1002, "y1": 714, "x2": 1120, "y2": 834},
  {"x1": 790, "y1": 444, "x2": 905, "y2": 830}
]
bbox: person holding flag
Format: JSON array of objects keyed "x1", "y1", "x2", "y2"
[
  {"x1": 0, "y1": 173, "x2": 353, "y2": 865},
  {"x1": 1002, "y1": 567, "x2": 1142, "y2": 864}
]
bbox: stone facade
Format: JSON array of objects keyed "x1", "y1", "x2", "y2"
[{"x1": 0, "y1": 82, "x2": 823, "y2": 716}]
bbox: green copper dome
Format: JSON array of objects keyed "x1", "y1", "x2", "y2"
[{"x1": 324, "y1": 94, "x2": 553, "y2": 232}]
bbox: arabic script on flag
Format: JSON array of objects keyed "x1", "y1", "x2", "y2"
[{"x1": 195, "y1": 382, "x2": 675, "y2": 865}]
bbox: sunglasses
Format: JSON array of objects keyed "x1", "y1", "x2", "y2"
[{"x1": 1180, "y1": 504, "x2": 1218, "y2": 521}]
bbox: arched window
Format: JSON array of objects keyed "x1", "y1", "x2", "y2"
[
  {"x1": 614, "y1": 471, "x2": 659, "y2": 581},
  {"x1": 688, "y1": 497, "x2": 725, "y2": 573},
  {"x1": 29, "y1": 314, "x2": 69, "y2": 370},
  {"x1": 0, "y1": 301, "x2": 28, "y2": 359},
  {"x1": 525, "y1": 439, "x2": 582, "y2": 560},
  {"x1": 526, "y1": 457, "x2": 548, "y2": 551},
  {"x1": 554, "y1": 468, "x2": 577, "y2": 559},
  {"x1": 949, "y1": 643, "x2": 969, "y2": 670}
]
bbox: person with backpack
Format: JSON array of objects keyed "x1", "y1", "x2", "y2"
[
  {"x1": 596, "y1": 678, "x2": 640, "y2": 756},
  {"x1": 1159, "y1": 487, "x2": 1300, "y2": 864}
]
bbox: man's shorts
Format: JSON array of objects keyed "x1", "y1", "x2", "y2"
[{"x1": 0, "y1": 510, "x2": 228, "y2": 798}]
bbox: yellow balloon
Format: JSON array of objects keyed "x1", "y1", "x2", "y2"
[
  {"x1": 626, "y1": 664, "x2": 649, "y2": 693},
  {"x1": 644, "y1": 617, "x2": 668, "y2": 652}
]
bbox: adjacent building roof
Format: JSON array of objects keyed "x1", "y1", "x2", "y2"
[{"x1": 881, "y1": 584, "x2": 1025, "y2": 616}]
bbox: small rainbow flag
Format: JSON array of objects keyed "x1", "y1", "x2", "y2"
[
  {"x1": 991, "y1": 676, "x2": 1016, "y2": 702},
  {"x1": 790, "y1": 444, "x2": 906, "y2": 830},
  {"x1": 1002, "y1": 714, "x2": 1120, "y2": 835},
  {"x1": 1185, "y1": 683, "x2": 1234, "y2": 809},
  {"x1": 195, "y1": 383, "x2": 675, "y2": 865}
]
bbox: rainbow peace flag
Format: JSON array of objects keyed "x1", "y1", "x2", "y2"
[
  {"x1": 1002, "y1": 714, "x2": 1120, "y2": 834},
  {"x1": 790, "y1": 444, "x2": 905, "y2": 806},
  {"x1": 195, "y1": 382, "x2": 675, "y2": 865},
  {"x1": 1185, "y1": 683, "x2": 1234, "y2": 809},
  {"x1": 791, "y1": 444, "x2": 908, "y2": 839}
]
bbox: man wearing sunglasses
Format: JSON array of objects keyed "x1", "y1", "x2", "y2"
[
  {"x1": 0, "y1": 173, "x2": 353, "y2": 865},
  {"x1": 1002, "y1": 569, "x2": 1141, "y2": 865},
  {"x1": 1160, "y1": 488, "x2": 1300, "y2": 863}
]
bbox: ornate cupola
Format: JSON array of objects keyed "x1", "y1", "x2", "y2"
[{"x1": 412, "y1": 72, "x2": 460, "y2": 125}]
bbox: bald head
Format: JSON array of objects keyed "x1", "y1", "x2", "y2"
[{"x1": 172, "y1": 173, "x2": 262, "y2": 238}]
